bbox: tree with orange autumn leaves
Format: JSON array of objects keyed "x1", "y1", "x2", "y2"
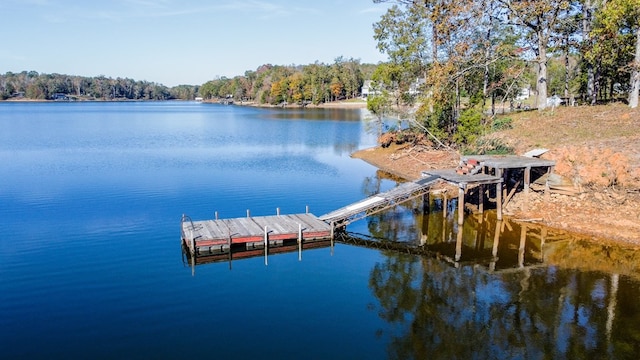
[{"x1": 371, "y1": 0, "x2": 639, "y2": 146}]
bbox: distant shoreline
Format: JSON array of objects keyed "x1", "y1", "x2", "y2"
[
  {"x1": 0, "y1": 98, "x2": 175, "y2": 103},
  {"x1": 1, "y1": 97, "x2": 369, "y2": 109},
  {"x1": 204, "y1": 99, "x2": 368, "y2": 109}
]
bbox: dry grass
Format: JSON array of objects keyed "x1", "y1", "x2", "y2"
[{"x1": 492, "y1": 103, "x2": 639, "y2": 151}]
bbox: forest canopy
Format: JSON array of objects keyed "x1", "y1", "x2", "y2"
[
  {"x1": 199, "y1": 58, "x2": 377, "y2": 106},
  {"x1": 362, "y1": 0, "x2": 640, "y2": 148},
  {"x1": 0, "y1": 71, "x2": 199, "y2": 101}
]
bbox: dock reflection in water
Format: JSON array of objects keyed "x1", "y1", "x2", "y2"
[
  {"x1": 182, "y1": 238, "x2": 335, "y2": 270},
  {"x1": 362, "y1": 194, "x2": 640, "y2": 359}
]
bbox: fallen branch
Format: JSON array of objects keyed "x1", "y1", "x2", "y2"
[
  {"x1": 515, "y1": 218, "x2": 543, "y2": 223},
  {"x1": 502, "y1": 179, "x2": 522, "y2": 208}
]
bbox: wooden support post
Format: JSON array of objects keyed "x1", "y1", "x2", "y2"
[
  {"x1": 455, "y1": 225, "x2": 463, "y2": 262},
  {"x1": 490, "y1": 220, "x2": 502, "y2": 271},
  {"x1": 247, "y1": 209, "x2": 250, "y2": 218},
  {"x1": 330, "y1": 221, "x2": 335, "y2": 256},
  {"x1": 421, "y1": 193, "x2": 429, "y2": 246},
  {"x1": 215, "y1": 211, "x2": 219, "y2": 220},
  {"x1": 606, "y1": 273, "x2": 619, "y2": 344},
  {"x1": 524, "y1": 166, "x2": 531, "y2": 195},
  {"x1": 478, "y1": 184, "x2": 484, "y2": 214},
  {"x1": 497, "y1": 168, "x2": 506, "y2": 200},
  {"x1": 423, "y1": 192, "x2": 430, "y2": 215},
  {"x1": 228, "y1": 226, "x2": 232, "y2": 270},
  {"x1": 442, "y1": 195, "x2": 448, "y2": 218},
  {"x1": 518, "y1": 224, "x2": 527, "y2": 268},
  {"x1": 306, "y1": 205, "x2": 309, "y2": 214},
  {"x1": 298, "y1": 223, "x2": 302, "y2": 262},
  {"x1": 442, "y1": 208, "x2": 447, "y2": 243},
  {"x1": 496, "y1": 181, "x2": 503, "y2": 220},
  {"x1": 264, "y1": 225, "x2": 268, "y2": 266},
  {"x1": 457, "y1": 186, "x2": 465, "y2": 225},
  {"x1": 477, "y1": 210, "x2": 486, "y2": 250},
  {"x1": 189, "y1": 228, "x2": 195, "y2": 257},
  {"x1": 276, "y1": 207, "x2": 280, "y2": 216}
]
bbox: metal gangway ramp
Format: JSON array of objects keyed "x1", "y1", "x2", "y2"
[{"x1": 319, "y1": 175, "x2": 441, "y2": 227}]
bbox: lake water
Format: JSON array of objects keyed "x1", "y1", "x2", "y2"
[{"x1": 1, "y1": 102, "x2": 639, "y2": 359}]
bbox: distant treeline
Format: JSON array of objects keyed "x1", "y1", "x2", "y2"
[
  {"x1": 199, "y1": 57, "x2": 377, "y2": 105},
  {"x1": 0, "y1": 71, "x2": 199, "y2": 101}
]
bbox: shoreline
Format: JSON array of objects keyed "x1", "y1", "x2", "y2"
[
  {"x1": 352, "y1": 144, "x2": 640, "y2": 248},
  {"x1": 2, "y1": 97, "x2": 369, "y2": 109},
  {"x1": 205, "y1": 99, "x2": 368, "y2": 109}
]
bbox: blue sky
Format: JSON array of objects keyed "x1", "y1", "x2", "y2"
[{"x1": 1, "y1": 0, "x2": 390, "y2": 86}]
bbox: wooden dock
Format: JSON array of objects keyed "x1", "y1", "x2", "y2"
[
  {"x1": 459, "y1": 154, "x2": 556, "y2": 194},
  {"x1": 181, "y1": 213, "x2": 333, "y2": 257},
  {"x1": 181, "y1": 154, "x2": 556, "y2": 265},
  {"x1": 423, "y1": 154, "x2": 556, "y2": 224}
]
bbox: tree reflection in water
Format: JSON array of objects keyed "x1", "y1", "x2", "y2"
[{"x1": 359, "y1": 174, "x2": 640, "y2": 359}]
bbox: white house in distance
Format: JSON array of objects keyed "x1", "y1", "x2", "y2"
[
  {"x1": 361, "y1": 80, "x2": 376, "y2": 99},
  {"x1": 409, "y1": 78, "x2": 426, "y2": 95},
  {"x1": 361, "y1": 78, "x2": 425, "y2": 99},
  {"x1": 516, "y1": 87, "x2": 531, "y2": 100}
]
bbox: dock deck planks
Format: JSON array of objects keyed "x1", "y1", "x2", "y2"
[
  {"x1": 424, "y1": 169, "x2": 502, "y2": 186},
  {"x1": 182, "y1": 213, "x2": 333, "y2": 254},
  {"x1": 461, "y1": 155, "x2": 555, "y2": 169}
]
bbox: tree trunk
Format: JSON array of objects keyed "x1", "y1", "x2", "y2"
[
  {"x1": 587, "y1": 69, "x2": 596, "y2": 105},
  {"x1": 455, "y1": 78, "x2": 460, "y2": 121},
  {"x1": 609, "y1": 78, "x2": 614, "y2": 101},
  {"x1": 583, "y1": 0, "x2": 597, "y2": 105},
  {"x1": 491, "y1": 93, "x2": 495, "y2": 115},
  {"x1": 594, "y1": 66, "x2": 601, "y2": 105},
  {"x1": 564, "y1": 34, "x2": 570, "y2": 100},
  {"x1": 482, "y1": 1, "x2": 492, "y2": 108},
  {"x1": 536, "y1": 35, "x2": 548, "y2": 110},
  {"x1": 483, "y1": 56, "x2": 490, "y2": 108},
  {"x1": 629, "y1": 26, "x2": 640, "y2": 108}
]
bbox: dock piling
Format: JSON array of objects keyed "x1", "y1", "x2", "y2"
[
  {"x1": 457, "y1": 186, "x2": 465, "y2": 225},
  {"x1": 478, "y1": 184, "x2": 484, "y2": 214},
  {"x1": 490, "y1": 219, "x2": 502, "y2": 271},
  {"x1": 518, "y1": 224, "x2": 527, "y2": 267},
  {"x1": 298, "y1": 223, "x2": 302, "y2": 261},
  {"x1": 496, "y1": 182, "x2": 503, "y2": 220},
  {"x1": 455, "y1": 226, "x2": 463, "y2": 261},
  {"x1": 443, "y1": 195, "x2": 448, "y2": 218},
  {"x1": 189, "y1": 228, "x2": 195, "y2": 257},
  {"x1": 264, "y1": 225, "x2": 268, "y2": 265},
  {"x1": 330, "y1": 221, "x2": 335, "y2": 255}
]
